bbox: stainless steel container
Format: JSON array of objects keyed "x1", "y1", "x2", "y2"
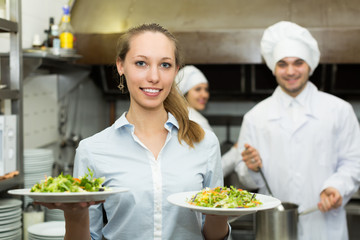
[{"x1": 255, "y1": 202, "x2": 298, "y2": 240}]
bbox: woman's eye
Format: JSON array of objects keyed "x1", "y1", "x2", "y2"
[
  {"x1": 161, "y1": 62, "x2": 171, "y2": 68},
  {"x1": 136, "y1": 61, "x2": 146, "y2": 67}
]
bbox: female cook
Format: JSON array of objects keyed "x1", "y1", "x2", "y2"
[{"x1": 175, "y1": 65, "x2": 213, "y2": 131}]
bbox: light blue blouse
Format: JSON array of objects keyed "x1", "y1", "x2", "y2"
[{"x1": 73, "y1": 112, "x2": 224, "y2": 240}]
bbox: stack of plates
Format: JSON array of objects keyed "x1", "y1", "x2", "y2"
[
  {"x1": 28, "y1": 221, "x2": 65, "y2": 240},
  {"x1": 45, "y1": 208, "x2": 65, "y2": 221},
  {"x1": 24, "y1": 149, "x2": 54, "y2": 207},
  {"x1": 0, "y1": 198, "x2": 22, "y2": 240}
]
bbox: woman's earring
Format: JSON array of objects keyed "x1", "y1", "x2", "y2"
[{"x1": 118, "y1": 74, "x2": 125, "y2": 93}]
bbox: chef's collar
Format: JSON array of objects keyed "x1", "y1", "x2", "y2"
[
  {"x1": 278, "y1": 88, "x2": 295, "y2": 109},
  {"x1": 294, "y1": 84, "x2": 308, "y2": 108},
  {"x1": 299, "y1": 82, "x2": 318, "y2": 119},
  {"x1": 277, "y1": 83, "x2": 310, "y2": 109},
  {"x1": 269, "y1": 82, "x2": 317, "y2": 120}
]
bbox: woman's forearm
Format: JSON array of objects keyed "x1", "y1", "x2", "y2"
[
  {"x1": 203, "y1": 215, "x2": 229, "y2": 240},
  {"x1": 64, "y1": 208, "x2": 91, "y2": 240}
]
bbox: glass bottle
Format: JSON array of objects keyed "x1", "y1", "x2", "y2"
[
  {"x1": 46, "y1": 17, "x2": 54, "y2": 47},
  {"x1": 59, "y1": 5, "x2": 74, "y2": 49},
  {"x1": 51, "y1": 25, "x2": 60, "y2": 55}
]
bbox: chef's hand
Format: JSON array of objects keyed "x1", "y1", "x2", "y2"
[
  {"x1": 318, "y1": 187, "x2": 342, "y2": 212},
  {"x1": 241, "y1": 143, "x2": 263, "y2": 171}
]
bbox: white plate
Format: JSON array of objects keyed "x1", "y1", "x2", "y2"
[
  {"x1": 0, "y1": 208, "x2": 21, "y2": 218},
  {"x1": 1, "y1": 210, "x2": 21, "y2": 220},
  {"x1": 0, "y1": 206, "x2": 19, "y2": 213},
  {"x1": 0, "y1": 199, "x2": 22, "y2": 209},
  {"x1": 28, "y1": 221, "x2": 65, "y2": 237},
  {"x1": 0, "y1": 227, "x2": 21, "y2": 238},
  {"x1": 2, "y1": 230, "x2": 21, "y2": 240},
  {"x1": 0, "y1": 215, "x2": 21, "y2": 225},
  {"x1": 0, "y1": 221, "x2": 22, "y2": 232},
  {"x1": 167, "y1": 191, "x2": 281, "y2": 216},
  {"x1": 8, "y1": 187, "x2": 129, "y2": 203}
]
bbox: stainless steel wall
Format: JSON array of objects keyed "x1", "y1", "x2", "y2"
[
  {"x1": 70, "y1": 0, "x2": 360, "y2": 64},
  {"x1": 71, "y1": 0, "x2": 360, "y2": 32}
]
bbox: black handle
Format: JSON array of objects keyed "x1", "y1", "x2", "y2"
[{"x1": 258, "y1": 168, "x2": 273, "y2": 196}]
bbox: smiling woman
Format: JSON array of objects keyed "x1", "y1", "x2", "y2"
[
  {"x1": 117, "y1": 32, "x2": 175, "y2": 111},
  {"x1": 35, "y1": 23, "x2": 230, "y2": 240}
]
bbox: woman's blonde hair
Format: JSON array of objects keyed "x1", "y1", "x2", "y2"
[{"x1": 115, "y1": 23, "x2": 204, "y2": 148}]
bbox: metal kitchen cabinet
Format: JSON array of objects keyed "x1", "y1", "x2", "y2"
[{"x1": 0, "y1": 0, "x2": 23, "y2": 192}]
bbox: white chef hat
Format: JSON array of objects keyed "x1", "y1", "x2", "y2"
[
  {"x1": 260, "y1": 21, "x2": 320, "y2": 76},
  {"x1": 175, "y1": 65, "x2": 208, "y2": 95}
]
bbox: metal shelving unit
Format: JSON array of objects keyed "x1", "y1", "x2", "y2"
[{"x1": 0, "y1": 0, "x2": 23, "y2": 192}]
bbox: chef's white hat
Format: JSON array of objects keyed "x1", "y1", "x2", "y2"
[
  {"x1": 175, "y1": 65, "x2": 208, "y2": 95},
  {"x1": 260, "y1": 21, "x2": 320, "y2": 75}
]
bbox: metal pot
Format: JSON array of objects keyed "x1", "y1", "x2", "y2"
[
  {"x1": 255, "y1": 169, "x2": 318, "y2": 240},
  {"x1": 255, "y1": 201, "x2": 318, "y2": 240},
  {"x1": 255, "y1": 202, "x2": 299, "y2": 240}
]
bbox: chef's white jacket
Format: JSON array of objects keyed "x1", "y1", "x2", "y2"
[
  {"x1": 222, "y1": 82, "x2": 360, "y2": 240},
  {"x1": 188, "y1": 107, "x2": 213, "y2": 132}
]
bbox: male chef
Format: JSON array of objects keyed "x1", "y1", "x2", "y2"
[{"x1": 222, "y1": 21, "x2": 360, "y2": 240}]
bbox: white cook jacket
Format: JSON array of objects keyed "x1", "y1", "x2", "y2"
[
  {"x1": 188, "y1": 107, "x2": 213, "y2": 132},
  {"x1": 224, "y1": 82, "x2": 360, "y2": 240}
]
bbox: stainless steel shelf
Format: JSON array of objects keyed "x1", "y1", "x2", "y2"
[
  {"x1": 23, "y1": 48, "x2": 82, "y2": 60},
  {"x1": 0, "y1": 0, "x2": 23, "y2": 193},
  {"x1": 0, "y1": 89, "x2": 20, "y2": 99},
  {"x1": 0, "y1": 18, "x2": 18, "y2": 33}
]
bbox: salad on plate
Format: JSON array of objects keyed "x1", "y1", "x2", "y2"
[
  {"x1": 8, "y1": 168, "x2": 129, "y2": 203},
  {"x1": 187, "y1": 186, "x2": 262, "y2": 208},
  {"x1": 30, "y1": 168, "x2": 109, "y2": 193}
]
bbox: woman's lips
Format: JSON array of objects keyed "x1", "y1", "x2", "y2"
[
  {"x1": 197, "y1": 99, "x2": 207, "y2": 105},
  {"x1": 141, "y1": 88, "x2": 161, "y2": 96}
]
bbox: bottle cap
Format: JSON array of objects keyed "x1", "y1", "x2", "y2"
[{"x1": 62, "y1": 5, "x2": 70, "y2": 15}]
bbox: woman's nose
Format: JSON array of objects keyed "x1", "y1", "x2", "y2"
[
  {"x1": 148, "y1": 66, "x2": 160, "y2": 83},
  {"x1": 201, "y1": 90, "x2": 209, "y2": 99}
]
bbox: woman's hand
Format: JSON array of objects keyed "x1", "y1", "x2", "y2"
[
  {"x1": 35, "y1": 201, "x2": 104, "y2": 240},
  {"x1": 35, "y1": 201, "x2": 104, "y2": 217},
  {"x1": 203, "y1": 215, "x2": 229, "y2": 240},
  {"x1": 241, "y1": 143, "x2": 263, "y2": 171}
]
